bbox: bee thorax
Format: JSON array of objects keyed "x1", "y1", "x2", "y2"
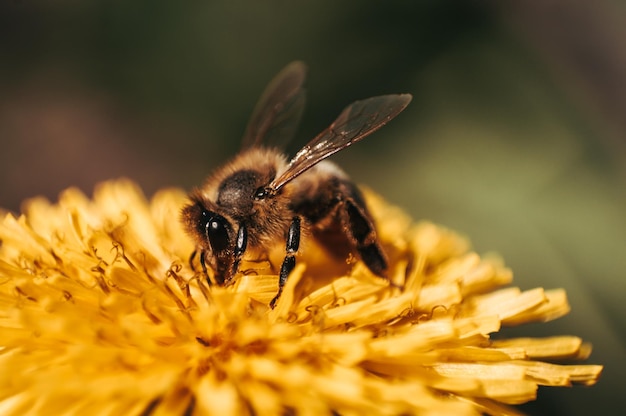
[{"x1": 217, "y1": 170, "x2": 264, "y2": 217}]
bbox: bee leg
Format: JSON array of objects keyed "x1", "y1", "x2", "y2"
[
  {"x1": 189, "y1": 249, "x2": 198, "y2": 272},
  {"x1": 269, "y1": 216, "x2": 301, "y2": 308},
  {"x1": 342, "y1": 197, "x2": 388, "y2": 278},
  {"x1": 292, "y1": 174, "x2": 388, "y2": 278},
  {"x1": 198, "y1": 249, "x2": 214, "y2": 286},
  {"x1": 189, "y1": 249, "x2": 212, "y2": 282}
]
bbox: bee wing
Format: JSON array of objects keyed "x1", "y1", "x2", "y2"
[
  {"x1": 269, "y1": 94, "x2": 412, "y2": 191},
  {"x1": 241, "y1": 61, "x2": 307, "y2": 150}
]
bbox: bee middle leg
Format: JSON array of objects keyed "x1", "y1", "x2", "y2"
[{"x1": 269, "y1": 216, "x2": 301, "y2": 309}]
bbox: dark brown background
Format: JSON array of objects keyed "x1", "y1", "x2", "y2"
[{"x1": 1, "y1": 1, "x2": 624, "y2": 414}]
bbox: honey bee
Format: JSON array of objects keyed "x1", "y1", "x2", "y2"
[{"x1": 181, "y1": 61, "x2": 411, "y2": 307}]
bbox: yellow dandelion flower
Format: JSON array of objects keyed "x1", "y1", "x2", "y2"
[{"x1": 0, "y1": 179, "x2": 602, "y2": 415}]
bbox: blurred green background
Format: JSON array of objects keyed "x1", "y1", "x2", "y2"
[{"x1": 1, "y1": 1, "x2": 624, "y2": 414}]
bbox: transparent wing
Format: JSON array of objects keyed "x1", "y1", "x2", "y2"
[
  {"x1": 269, "y1": 94, "x2": 412, "y2": 191},
  {"x1": 241, "y1": 61, "x2": 307, "y2": 150}
]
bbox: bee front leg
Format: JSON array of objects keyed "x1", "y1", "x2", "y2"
[
  {"x1": 189, "y1": 249, "x2": 199, "y2": 272},
  {"x1": 269, "y1": 216, "x2": 301, "y2": 309},
  {"x1": 198, "y1": 250, "x2": 211, "y2": 282},
  {"x1": 189, "y1": 249, "x2": 213, "y2": 286}
]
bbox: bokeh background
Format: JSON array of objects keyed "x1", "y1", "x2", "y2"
[{"x1": 1, "y1": 1, "x2": 624, "y2": 414}]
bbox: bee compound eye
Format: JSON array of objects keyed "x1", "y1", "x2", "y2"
[{"x1": 205, "y1": 215, "x2": 231, "y2": 252}]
